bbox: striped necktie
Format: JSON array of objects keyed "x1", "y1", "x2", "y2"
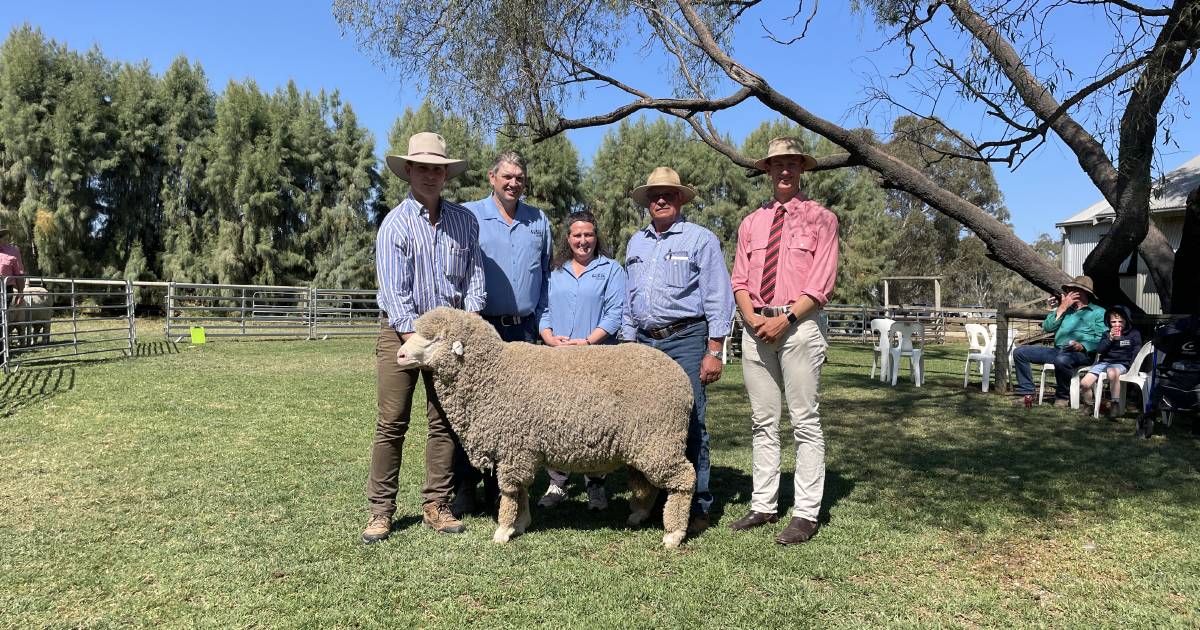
[{"x1": 760, "y1": 205, "x2": 786, "y2": 305}]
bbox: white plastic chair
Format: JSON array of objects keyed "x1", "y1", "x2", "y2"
[
  {"x1": 1088, "y1": 341, "x2": 1156, "y2": 418},
  {"x1": 868, "y1": 318, "x2": 895, "y2": 382},
  {"x1": 1038, "y1": 361, "x2": 1091, "y2": 408},
  {"x1": 889, "y1": 321, "x2": 925, "y2": 387},
  {"x1": 987, "y1": 324, "x2": 1018, "y2": 386},
  {"x1": 963, "y1": 323, "x2": 994, "y2": 392}
]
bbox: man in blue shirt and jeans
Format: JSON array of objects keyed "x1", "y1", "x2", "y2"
[
  {"x1": 621, "y1": 166, "x2": 734, "y2": 537},
  {"x1": 459, "y1": 151, "x2": 553, "y2": 515}
]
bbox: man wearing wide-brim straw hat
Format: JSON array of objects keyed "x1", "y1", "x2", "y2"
[
  {"x1": 620, "y1": 166, "x2": 734, "y2": 539},
  {"x1": 728, "y1": 136, "x2": 840, "y2": 545},
  {"x1": 363, "y1": 131, "x2": 486, "y2": 543},
  {"x1": 1010, "y1": 274, "x2": 1107, "y2": 409},
  {"x1": 0, "y1": 223, "x2": 26, "y2": 306}
]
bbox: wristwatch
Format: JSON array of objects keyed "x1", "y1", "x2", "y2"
[
  {"x1": 786, "y1": 311, "x2": 798, "y2": 323},
  {"x1": 706, "y1": 349, "x2": 722, "y2": 359}
]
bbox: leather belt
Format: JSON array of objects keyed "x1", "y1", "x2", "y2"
[
  {"x1": 485, "y1": 314, "x2": 525, "y2": 327},
  {"x1": 754, "y1": 305, "x2": 793, "y2": 318},
  {"x1": 640, "y1": 317, "x2": 705, "y2": 340}
]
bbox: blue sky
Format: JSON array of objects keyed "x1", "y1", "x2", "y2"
[{"x1": 4, "y1": 1, "x2": 1197, "y2": 242}]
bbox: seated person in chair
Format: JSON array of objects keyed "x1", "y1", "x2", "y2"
[
  {"x1": 1079, "y1": 304, "x2": 1142, "y2": 416},
  {"x1": 1011, "y1": 275, "x2": 1107, "y2": 408}
]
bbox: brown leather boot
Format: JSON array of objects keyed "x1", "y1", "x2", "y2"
[
  {"x1": 361, "y1": 513, "x2": 392, "y2": 544},
  {"x1": 775, "y1": 517, "x2": 819, "y2": 545},
  {"x1": 728, "y1": 510, "x2": 779, "y2": 531},
  {"x1": 423, "y1": 502, "x2": 466, "y2": 534}
]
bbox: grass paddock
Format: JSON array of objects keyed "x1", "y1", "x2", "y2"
[{"x1": 1, "y1": 335, "x2": 1198, "y2": 627}]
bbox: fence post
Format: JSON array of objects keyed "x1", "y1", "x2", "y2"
[
  {"x1": 995, "y1": 302, "x2": 1009, "y2": 394},
  {"x1": 126, "y1": 280, "x2": 136, "y2": 353},
  {"x1": 308, "y1": 287, "x2": 317, "y2": 340},
  {"x1": 1, "y1": 279, "x2": 9, "y2": 373}
]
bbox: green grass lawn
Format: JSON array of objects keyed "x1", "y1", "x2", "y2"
[{"x1": 2, "y1": 336, "x2": 1198, "y2": 627}]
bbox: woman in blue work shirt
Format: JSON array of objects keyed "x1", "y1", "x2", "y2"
[{"x1": 537, "y1": 210, "x2": 627, "y2": 510}]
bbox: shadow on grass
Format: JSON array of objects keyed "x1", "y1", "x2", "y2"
[
  {"x1": 133, "y1": 340, "x2": 180, "y2": 357},
  {"x1": 0, "y1": 365, "x2": 75, "y2": 416}
]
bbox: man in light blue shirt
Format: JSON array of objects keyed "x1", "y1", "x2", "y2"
[
  {"x1": 458, "y1": 151, "x2": 553, "y2": 515},
  {"x1": 623, "y1": 166, "x2": 734, "y2": 538}
]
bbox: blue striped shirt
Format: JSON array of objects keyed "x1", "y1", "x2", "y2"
[
  {"x1": 376, "y1": 195, "x2": 486, "y2": 334},
  {"x1": 538, "y1": 256, "x2": 627, "y2": 342},
  {"x1": 463, "y1": 197, "x2": 552, "y2": 319},
  {"x1": 621, "y1": 218, "x2": 734, "y2": 340}
]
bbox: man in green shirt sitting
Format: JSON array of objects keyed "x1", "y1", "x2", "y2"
[{"x1": 1011, "y1": 275, "x2": 1108, "y2": 407}]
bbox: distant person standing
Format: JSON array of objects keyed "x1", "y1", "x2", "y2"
[
  {"x1": 459, "y1": 151, "x2": 553, "y2": 515},
  {"x1": 363, "y1": 132, "x2": 486, "y2": 544},
  {"x1": 621, "y1": 166, "x2": 734, "y2": 537},
  {"x1": 0, "y1": 225, "x2": 26, "y2": 305},
  {"x1": 537, "y1": 210, "x2": 626, "y2": 510},
  {"x1": 727, "y1": 138, "x2": 839, "y2": 546}
]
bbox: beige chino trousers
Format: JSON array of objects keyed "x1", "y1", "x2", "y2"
[{"x1": 741, "y1": 313, "x2": 828, "y2": 520}]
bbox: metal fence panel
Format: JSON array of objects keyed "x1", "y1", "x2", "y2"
[
  {"x1": 165, "y1": 283, "x2": 381, "y2": 340},
  {"x1": 2, "y1": 276, "x2": 135, "y2": 372}
]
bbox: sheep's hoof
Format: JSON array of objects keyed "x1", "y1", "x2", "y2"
[
  {"x1": 662, "y1": 530, "x2": 685, "y2": 548},
  {"x1": 492, "y1": 526, "x2": 515, "y2": 544},
  {"x1": 627, "y1": 509, "x2": 650, "y2": 526}
]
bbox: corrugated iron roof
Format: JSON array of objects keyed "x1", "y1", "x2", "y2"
[{"x1": 1056, "y1": 154, "x2": 1200, "y2": 227}]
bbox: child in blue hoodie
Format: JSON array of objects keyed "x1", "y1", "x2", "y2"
[{"x1": 1080, "y1": 304, "x2": 1142, "y2": 415}]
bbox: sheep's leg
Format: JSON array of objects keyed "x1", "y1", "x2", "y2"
[
  {"x1": 493, "y1": 488, "x2": 519, "y2": 544},
  {"x1": 626, "y1": 469, "x2": 658, "y2": 526},
  {"x1": 659, "y1": 463, "x2": 697, "y2": 549},
  {"x1": 514, "y1": 487, "x2": 531, "y2": 535}
]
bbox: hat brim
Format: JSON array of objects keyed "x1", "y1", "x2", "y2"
[
  {"x1": 630, "y1": 184, "x2": 696, "y2": 207},
  {"x1": 385, "y1": 154, "x2": 468, "y2": 181},
  {"x1": 754, "y1": 152, "x2": 818, "y2": 173}
]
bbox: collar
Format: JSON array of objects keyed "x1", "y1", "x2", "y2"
[
  {"x1": 642, "y1": 217, "x2": 688, "y2": 238},
  {"x1": 482, "y1": 196, "x2": 527, "y2": 222},
  {"x1": 407, "y1": 193, "x2": 443, "y2": 218},
  {"x1": 767, "y1": 194, "x2": 809, "y2": 214}
]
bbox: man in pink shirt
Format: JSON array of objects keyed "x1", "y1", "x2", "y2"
[
  {"x1": 727, "y1": 137, "x2": 839, "y2": 545},
  {"x1": 0, "y1": 225, "x2": 25, "y2": 305}
]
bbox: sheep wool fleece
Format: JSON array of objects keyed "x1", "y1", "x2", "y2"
[{"x1": 402, "y1": 307, "x2": 698, "y2": 547}]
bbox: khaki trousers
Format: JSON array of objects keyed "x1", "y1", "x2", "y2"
[
  {"x1": 741, "y1": 314, "x2": 828, "y2": 520},
  {"x1": 366, "y1": 322, "x2": 457, "y2": 516}
]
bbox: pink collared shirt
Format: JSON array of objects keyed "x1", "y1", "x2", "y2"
[
  {"x1": 731, "y1": 195, "x2": 839, "y2": 308},
  {"x1": 0, "y1": 242, "x2": 24, "y2": 284}
]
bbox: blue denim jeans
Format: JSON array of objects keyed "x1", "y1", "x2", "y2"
[
  {"x1": 636, "y1": 320, "x2": 712, "y2": 516},
  {"x1": 1013, "y1": 344, "x2": 1091, "y2": 400}
]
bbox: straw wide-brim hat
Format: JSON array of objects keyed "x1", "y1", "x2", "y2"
[
  {"x1": 384, "y1": 132, "x2": 468, "y2": 181},
  {"x1": 754, "y1": 136, "x2": 818, "y2": 172},
  {"x1": 1061, "y1": 275, "x2": 1096, "y2": 299},
  {"x1": 630, "y1": 167, "x2": 697, "y2": 206}
]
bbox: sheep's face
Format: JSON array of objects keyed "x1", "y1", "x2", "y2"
[{"x1": 396, "y1": 332, "x2": 463, "y2": 371}]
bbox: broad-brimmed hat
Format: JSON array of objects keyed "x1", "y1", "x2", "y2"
[
  {"x1": 630, "y1": 167, "x2": 696, "y2": 206},
  {"x1": 754, "y1": 136, "x2": 817, "y2": 172},
  {"x1": 385, "y1": 132, "x2": 468, "y2": 181},
  {"x1": 1062, "y1": 275, "x2": 1096, "y2": 299}
]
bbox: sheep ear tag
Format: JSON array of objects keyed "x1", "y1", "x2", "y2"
[{"x1": 452, "y1": 340, "x2": 464, "y2": 356}]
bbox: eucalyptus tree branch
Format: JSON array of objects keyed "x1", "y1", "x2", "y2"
[{"x1": 1067, "y1": 0, "x2": 1173, "y2": 16}]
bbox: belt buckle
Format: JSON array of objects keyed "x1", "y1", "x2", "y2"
[{"x1": 501, "y1": 315, "x2": 521, "y2": 326}]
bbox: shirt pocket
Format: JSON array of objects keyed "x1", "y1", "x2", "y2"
[
  {"x1": 439, "y1": 241, "x2": 470, "y2": 282},
  {"x1": 787, "y1": 230, "x2": 816, "y2": 267},
  {"x1": 663, "y1": 255, "x2": 693, "y2": 288}
]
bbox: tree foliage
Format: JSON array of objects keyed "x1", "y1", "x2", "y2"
[{"x1": 335, "y1": 0, "x2": 1200, "y2": 312}]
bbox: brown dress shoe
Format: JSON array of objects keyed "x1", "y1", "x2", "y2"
[
  {"x1": 728, "y1": 510, "x2": 779, "y2": 531},
  {"x1": 422, "y1": 502, "x2": 466, "y2": 534},
  {"x1": 775, "y1": 517, "x2": 819, "y2": 545}
]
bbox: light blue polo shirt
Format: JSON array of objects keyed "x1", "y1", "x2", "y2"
[
  {"x1": 464, "y1": 196, "x2": 552, "y2": 318},
  {"x1": 538, "y1": 256, "x2": 627, "y2": 343}
]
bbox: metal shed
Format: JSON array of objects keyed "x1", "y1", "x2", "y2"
[{"x1": 1056, "y1": 154, "x2": 1198, "y2": 314}]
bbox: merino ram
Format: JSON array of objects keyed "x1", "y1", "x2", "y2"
[{"x1": 396, "y1": 307, "x2": 697, "y2": 548}]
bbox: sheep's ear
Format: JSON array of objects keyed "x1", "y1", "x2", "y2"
[{"x1": 452, "y1": 340, "x2": 464, "y2": 356}]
